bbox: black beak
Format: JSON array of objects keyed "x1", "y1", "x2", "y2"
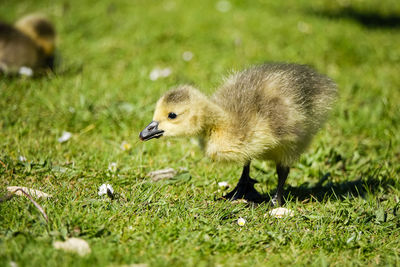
[{"x1": 139, "y1": 121, "x2": 164, "y2": 141}]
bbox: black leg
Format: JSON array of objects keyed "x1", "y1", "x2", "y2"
[
  {"x1": 271, "y1": 164, "x2": 290, "y2": 206},
  {"x1": 223, "y1": 162, "x2": 263, "y2": 202}
]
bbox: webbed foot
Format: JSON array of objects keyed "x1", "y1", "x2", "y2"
[{"x1": 223, "y1": 177, "x2": 264, "y2": 203}]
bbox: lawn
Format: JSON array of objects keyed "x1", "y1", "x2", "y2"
[{"x1": 1, "y1": 0, "x2": 400, "y2": 266}]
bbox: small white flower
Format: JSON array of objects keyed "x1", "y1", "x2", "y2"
[
  {"x1": 58, "y1": 131, "x2": 72, "y2": 143},
  {"x1": 216, "y1": 0, "x2": 231, "y2": 12},
  {"x1": 19, "y1": 66, "x2": 33, "y2": 77},
  {"x1": 98, "y1": 184, "x2": 114, "y2": 196},
  {"x1": 120, "y1": 141, "x2": 132, "y2": 151},
  {"x1": 218, "y1": 181, "x2": 229, "y2": 188},
  {"x1": 108, "y1": 162, "x2": 117, "y2": 172},
  {"x1": 163, "y1": 1, "x2": 176, "y2": 11},
  {"x1": 182, "y1": 51, "x2": 194, "y2": 61},
  {"x1": 237, "y1": 217, "x2": 246, "y2": 226},
  {"x1": 234, "y1": 37, "x2": 242, "y2": 47},
  {"x1": 297, "y1": 21, "x2": 312, "y2": 34},
  {"x1": 149, "y1": 67, "x2": 172, "y2": 81},
  {"x1": 19, "y1": 155, "x2": 27, "y2": 162},
  {"x1": 119, "y1": 102, "x2": 134, "y2": 114}
]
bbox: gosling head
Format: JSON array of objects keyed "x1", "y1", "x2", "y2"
[
  {"x1": 140, "y1": 85, "x2": 207, "y2": 141},
  {"x1": 15, "y1": 14, "x2": 56, "y2": 67}
]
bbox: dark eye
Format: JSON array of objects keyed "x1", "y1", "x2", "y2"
[{"x1": 168, "y1": 112, "x2": 177, "y2": 119}]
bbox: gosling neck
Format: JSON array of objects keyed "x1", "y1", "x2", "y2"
[{"x1": 198, "y1": 96, "x2": 229, "y2": 134}]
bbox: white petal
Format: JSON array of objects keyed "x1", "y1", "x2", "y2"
[
  {"x1": 106, "y1": 184, "x2": 114, "y2": 194},
  {"x1": 98, "y1": 184, "x2": 113, "y2": 196},
  {"x1": 218, "y1": 181, "x2": 229, "y2": 188},
  {"x1": 268, "y1": 207, "x2": 294, "y2": 218},
  {"x1": 182, "y1": 51, "x2": 193, "y2": 61},
  {"x1": 58, "y1": 131, "x2": 72, "y2": 143},
  {"x1": 53, "y1": 238, "x2": 91, "y2": 256},
  {"x1": 149, "y1": 67, "x2": 172, "y2": 81},
  {"x1": 108, "y1": 162, "x2": 117, "y2": 172},
  {"x1": 297, "y1": 21, "x2": 312, "y2": 33},
  {"x1": 7, "y1": 186, "x2": 52, "y2": 199},
  {"x1": 19, "y1": 66, "x2": 33, "y2": 76},
  {"x1": 216, "y1": 0, "x2": 231, "y2": 12},
  {"x1": 98, "y1": 184, "x2": 107, "y2": 196}
]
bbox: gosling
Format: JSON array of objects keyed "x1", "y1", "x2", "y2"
[
  {"x1": 0, "y1": 14, "x2": 56, "y2": 75},
  {"x1": 140, "y1": 63, "x2": 337, "y2": 206}
]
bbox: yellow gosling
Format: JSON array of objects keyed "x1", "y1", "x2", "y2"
[{"x1": 140, "y1": 63, "x2": 337, "y2": 205}]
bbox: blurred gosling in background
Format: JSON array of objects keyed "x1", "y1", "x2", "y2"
[{"x1": 0, "y1": 13, "x2": 56, "y2": 76}]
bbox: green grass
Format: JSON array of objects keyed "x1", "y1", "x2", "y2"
[{"x1": 1, "y1": 0, "x2": 400, "y2": 266}]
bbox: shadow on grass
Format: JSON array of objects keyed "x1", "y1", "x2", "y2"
[
  {"x1": 219, "y1": 171, "x2": 396, "y2": 205},
  {"x1": 275, "y1": 172, "x2": 397, "y2": 204},
  {"x1": 310, "y1": 7, "x2": 400, "y2": 29}
]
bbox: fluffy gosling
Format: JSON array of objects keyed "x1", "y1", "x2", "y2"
[{"x1": 140, "y1": 63, "x2": 337, "y2": 205}]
